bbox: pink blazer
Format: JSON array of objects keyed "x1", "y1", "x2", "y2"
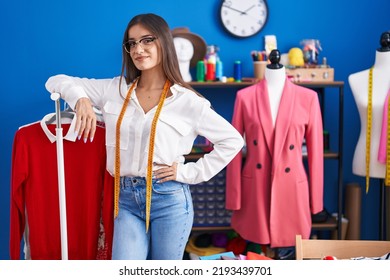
[{"x1": 226, "y1": 78, "x2": 324, "y2": 248}]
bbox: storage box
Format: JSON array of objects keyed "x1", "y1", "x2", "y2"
[
  {"x1": 286, "y1": 67, "x2": 334, "y2": 82},
  {"x1": 191, "y1": 169, "x2": 232, "y2": 227}
]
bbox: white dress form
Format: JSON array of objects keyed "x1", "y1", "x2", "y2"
[
  {"x1": 349, "y1": 50, "x2": 390, "y2": 178},
  {"x1": 265, "y1": 64, "x2": 286, "y2": 126}
]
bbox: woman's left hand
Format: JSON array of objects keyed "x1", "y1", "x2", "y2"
[{"x1": 153, "y1": 162, "x2": 177, "y2": 183}]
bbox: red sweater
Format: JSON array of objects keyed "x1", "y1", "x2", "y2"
[{"x1": 10, "y1": 120, "x2": 113, "y2": 259}]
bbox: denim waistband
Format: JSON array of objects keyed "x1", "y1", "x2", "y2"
[{"x1": 120, "y1": 176, "x2": 158, "y2": 187}]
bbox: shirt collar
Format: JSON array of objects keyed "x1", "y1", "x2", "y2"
[
  {"x1": 132, "y1": 83, "x2": 180, "y2": 105},
  {"x1": 170, "y1": 84, "x2": 185, "y2": 96},
  {"x1": 40, "y1": 113, "x2": 78, "y2": 143}
]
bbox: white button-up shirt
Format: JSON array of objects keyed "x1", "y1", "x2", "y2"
[{"x1": 45, "y1": 75, "x2": 244, "y2": 185}]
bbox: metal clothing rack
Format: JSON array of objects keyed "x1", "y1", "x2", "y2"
[{"x1": 50, "y1": 92, "x2": 68, "y2": 260}]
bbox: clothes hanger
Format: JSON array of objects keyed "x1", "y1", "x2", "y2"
[
  {"x1": 45, "y1": 107, "x2": 75, "y2": 125},
  {"x1": 45, "y1": 101, "x2": 104, "y2": 125}
]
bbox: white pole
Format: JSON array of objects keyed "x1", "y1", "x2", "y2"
[{"x1": 51, "y1": 92, "x2": 68, "y2": 260}]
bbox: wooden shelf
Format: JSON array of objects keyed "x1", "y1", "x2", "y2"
[
  {"x1": 186, "y1": 151, "x2": 339, "y2": 161},
  {"x1": 312, "y1": 216, "x2": 337, "y2": 230},
  {"x1": 192, "y1": 226, "x2": 232, "y2": 232},
  {"x1": 189, "y1": 81, "x2": 253, "y2": 88},
  {"x1": 294, "y1": 81, "x2": 344, "y2": 87},
  {"x1": 192, "y1": 217, "x2": 337, "y2": 232},
  {"x1": 189, "y1": 80, "x2": 345, "y2": 88}
]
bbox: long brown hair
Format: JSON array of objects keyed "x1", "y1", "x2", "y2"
[{"x1": 119, "y1": 13, "x2": 201, "y2": 96}]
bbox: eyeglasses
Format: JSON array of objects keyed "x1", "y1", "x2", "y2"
[{"x1": 123, "y1": 37, "x2": 157, "y2": 53}]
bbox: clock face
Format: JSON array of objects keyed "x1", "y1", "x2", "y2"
[{"x1": 220, "y1": 0, "x2": 268, "y2": 38}]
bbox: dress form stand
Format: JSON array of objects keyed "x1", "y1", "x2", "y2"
[
  {"x1": 266, "y1": 50, "x2": 294, "y2": 259},
  {"x1": 378, "y1": 31, "x2": 390, "y2": 241},
  {"x1": 265, "y1": 49, "x2": 286, "y2": 126},
  {"x1": 349, "y1": 31, "x2": 390, "y2": 240}
]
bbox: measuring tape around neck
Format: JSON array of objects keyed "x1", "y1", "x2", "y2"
[
  {"x1": 114, "y1": 78, "x2": 171, "y2": 233},
  {"x1": 114, "y1": 78, "x2": 138, "y2": 219},
  {"x1": 366, "y1": 67, "x2": 373, "y2": 194},
  {"x1": 144, "y1": 79, "x2": 171, "y2": 232}
]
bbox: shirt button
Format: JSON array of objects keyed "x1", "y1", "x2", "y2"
[
  {"x1": 253, "y1": 140, "x2": 258, "y2": 146},
  {"x1": 285, "y1": 167, "x2": 291, "y2": 173},
  {"x1": 289, "y1": 144, "x2": 294, "y2": 150},
  {"x1": 256, "y1": 163, "x2": 262, "y2": 169}
]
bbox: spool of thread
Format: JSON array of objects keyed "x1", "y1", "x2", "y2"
[
  {"x1": 206, "y1": 62, "x2": 215, "y2": 81},
  {"x1": 196, "y1": 60, "x2": 205, "y2": 82},
  {"x1": 216, "y1": 60, "x2": 223, "y2": 81},
  {"x1": 233, "y1": 61, "x2": 242, "y2": 82}
]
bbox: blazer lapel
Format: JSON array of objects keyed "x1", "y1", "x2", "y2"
[
  {"x1": 256, "y1": 79, "x2": 274, "y2": 156},
  {"x1": 273, "y1": 78, "x2": 295, "y2": 167}
]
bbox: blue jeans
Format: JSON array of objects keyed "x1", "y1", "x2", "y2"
[{"x1": 112, "y1": 177, "x2": 194, "y2": 260}]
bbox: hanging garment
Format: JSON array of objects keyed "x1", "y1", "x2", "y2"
[
  {"x1": 226, "y1": 78, "x2": 324, "y2": 248},
  {"x1": 10, "y1": 113, "x2": 114, "y2": 259}
]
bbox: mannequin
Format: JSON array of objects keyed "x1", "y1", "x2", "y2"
[
  {"x1": 265, "y1": 49, "x2": 286, "y2": 126},
  {"x1": 171, "y1": 27, "x2": 207, "y2": 83},
  {"x1": 226, "y1": 46, "x2": 323, "y2": 251},
  {"x1": 349, "y1": 31, "x2": 390, "y2": 178},
  {"x1": 173, "y1": 37, "x2": 194, "y2": 82}
]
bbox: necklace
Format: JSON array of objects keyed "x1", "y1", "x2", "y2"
[{"x1": 114, "y1": 77, "x2": 171, "y2": 232}]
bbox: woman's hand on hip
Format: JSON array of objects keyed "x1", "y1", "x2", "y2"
[
  {"x1": 153, "y1": 162, "x2": 178, "y2": 183},
  {"x1": 75, "y1": 97, "x2": 96, "y2": 142}
]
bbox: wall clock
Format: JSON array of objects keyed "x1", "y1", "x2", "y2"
[{"x1": 219, "y1": 0, "x2": 268, "y2": 38}]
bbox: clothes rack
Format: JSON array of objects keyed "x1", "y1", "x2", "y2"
[{"x1": 50, "y1": 92, "x2": 68, "y2": 260}]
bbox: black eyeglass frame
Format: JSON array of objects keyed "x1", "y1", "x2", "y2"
[{"x1": 123, "y1": 37, "x2": 158, "y2": 53}]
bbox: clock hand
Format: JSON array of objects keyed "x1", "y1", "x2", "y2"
[
  {"x1": 243, "y1": 5, "x2": 255, "y2": 13},
  {"x1": 222, "y1": 4, "x2": 246, "y2": 15}
]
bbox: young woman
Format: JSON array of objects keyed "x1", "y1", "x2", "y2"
[{"x1": 45, "y1": 13, "x2": 243, "y2": 260}]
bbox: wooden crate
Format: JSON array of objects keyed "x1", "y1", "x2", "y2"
[{"x1": 286, "y1": 67, "x2": 334, "y2": 82}]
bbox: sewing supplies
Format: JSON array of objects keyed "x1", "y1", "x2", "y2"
[
  {"x1": 251, "y1": 50, "x2": 268, "y2": 62},
  {"x1": 233, "y1": 61, "x2": 242, "y2": 82},
  {"x1": 196, "y1": 60, "x2": 205, "y2": 82}
]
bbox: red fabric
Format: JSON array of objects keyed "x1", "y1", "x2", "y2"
[
  {"x1": 225, "y1": 236, "x2": 247, "y2": 255},
  {"x1": 10, "y1": 122, "x2": 114, "y2": 259}
]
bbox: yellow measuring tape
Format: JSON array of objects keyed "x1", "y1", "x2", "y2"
[
  {"x1": 144, "y1": 80, "x2": 171, "y2": 232},
  {"x1": 366, "y1": 67, "x2": 373, "y2": 194},
  {"x1": 114, "y1": 78, "x2": 171, "y2": 233},
  {"x1": 114, "y1": 78, "x2": 138, "y2": 218},
  {"x1": 386, "y1": 92, "x2": 390, "y2": 186}
]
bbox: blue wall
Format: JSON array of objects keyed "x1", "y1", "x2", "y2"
[{"x1": 0, "y1": 0, "x2": 389, "y2": 259}]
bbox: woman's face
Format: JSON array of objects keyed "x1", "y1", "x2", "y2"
[{"x1": 126, "y1": 24, "x2": 161, "y2": 71}]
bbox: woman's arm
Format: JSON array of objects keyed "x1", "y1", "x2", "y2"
[{"x1": 45, "y1": 74, "x2": 112, "y2": 142}]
